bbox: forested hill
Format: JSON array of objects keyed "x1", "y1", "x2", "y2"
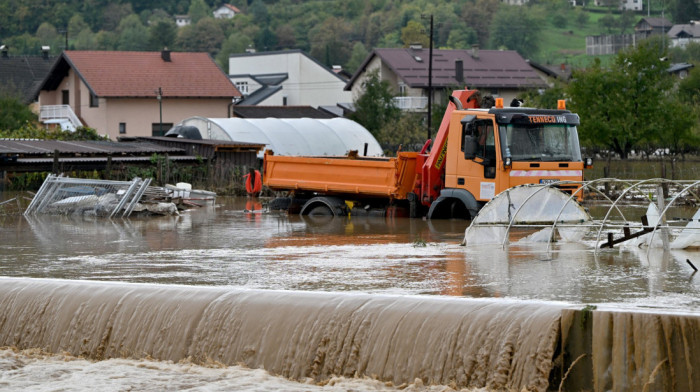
[{"x1": 0, "y1": 0, "x2": 696, "y2": 71}]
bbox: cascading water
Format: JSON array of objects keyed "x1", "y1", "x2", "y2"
[{"x1": 0, "y1": 278, "x2": 564, "y2": 391}]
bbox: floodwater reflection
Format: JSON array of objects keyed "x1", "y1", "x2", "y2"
[{"x1": 1, "y1": 196, "x2": 698, "y2": 312}]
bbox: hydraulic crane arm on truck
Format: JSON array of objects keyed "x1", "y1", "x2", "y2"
[{"x1": 263, "y1": 88, "x2": 589, "y2": 219}]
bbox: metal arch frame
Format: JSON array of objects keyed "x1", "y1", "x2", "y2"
[
  {"x1": 644, "y1": 179, "x2": 700, "y2": 259},
  {"x1": 467, "y1": 178, "x2": 700, "y2": 252},
  {"x1": 592, "y1": 178, "x2": 669, "y2": 253},
  {"x1": 545, "y1": 178, "x2": 629, "y2": 253}
]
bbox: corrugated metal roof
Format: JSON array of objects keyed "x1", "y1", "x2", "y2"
[
  {"x1": 0, "y1": 139, "x2": 183, "y2": 156},
  {"x1": 132, "y1": 136, "x2": 266, "y2": 148}
]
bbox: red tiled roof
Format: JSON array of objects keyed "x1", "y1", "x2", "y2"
[
  {"x1": 346, "y1": 48, "x2": 547, "y2": 90},
  {"x1": 63, "y1": 50, "x2": 241, "y2": 98},
  {"x1": 223, "y1": 4, "x2": 241, "y2": 13}
]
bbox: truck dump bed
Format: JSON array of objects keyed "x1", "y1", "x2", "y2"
[{"x1": 263, "y1": 152, "x2": 419, "y2": 199}]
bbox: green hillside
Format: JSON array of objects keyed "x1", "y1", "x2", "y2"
[{"x1": 0, "y1": 0, "x2": 696, "y2": 72}]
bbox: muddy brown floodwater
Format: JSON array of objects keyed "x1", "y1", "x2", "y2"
[
  {"x1": 2, "y1": 196, "x2": 699, "y2": 309},
  {"x1": 1, "y1": 194, "x2": 699, "y2": 391}
]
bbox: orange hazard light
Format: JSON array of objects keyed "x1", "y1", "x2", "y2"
[
  {"x1": 495, "y1": 98, "x2": 503, "y2": 108},
  {"x1": 557, "y1": 99, "x2": 566, "y2": 110}
]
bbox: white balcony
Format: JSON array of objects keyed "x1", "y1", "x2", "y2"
[
  {"x1": 39, "y1": 105, "x2": 83, "y2": 132},
  {"x1": 392, "y1": 96, "x2": 428, "y2": 111}
]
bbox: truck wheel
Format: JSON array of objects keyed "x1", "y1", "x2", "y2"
[{"x1": 306, "y1": 204, "x2": 333, "y2": 216}]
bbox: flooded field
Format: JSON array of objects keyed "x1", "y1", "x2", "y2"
[{"x1": 1, "y1": 194, "x2": 699, "y2": 391}]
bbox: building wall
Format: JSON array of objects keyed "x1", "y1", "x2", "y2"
[
  {"x1": 39, "y1": 71, "x2": 233, "y2": 139},
  {"x1": 101, "y1": 98, "x2": 232, "y2": 139},
  {"x1": 229, "y1": 52, "x2": 351, "y2": 107}
]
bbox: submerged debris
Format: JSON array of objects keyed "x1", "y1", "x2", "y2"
[{"x1": 24, "y1": 175, "x2": 217, "y2": 218}]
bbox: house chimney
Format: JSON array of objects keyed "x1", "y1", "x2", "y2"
[
  {"x1": 41, "y1": 46, "x2": 50, "y2": 59},
  {"x1": 471, "y1": 44, "x2": 479, "y2": 59},
  {"x1": 455, "y1": 59, "x2": 464, "y2": 83},
  {"x1": 1, "y1": 45, "x2": 7, "y2": 58},
  {"x1": 161, "y1": 48, "x2": 171, "y2": 62},
  {"x1": 409, "y1": 43, "x2": 423, "y2": 50}
]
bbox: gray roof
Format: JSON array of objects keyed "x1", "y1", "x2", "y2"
[
  {"x1": 345, "y1": 48, "x2": 547, "y2": 91},
  {"x1": 0, "y1": 54, "x2": 57, "y2": 103},
  {"x1": 233, "y1": 105, "x2": 335, "y2": 119},
  {"x1": 238, "y1": 85, "x2": 283, "y2": 105},
  {"x1": 667, "y1": 23, "x2": 700, "y2": 38},
  {"x1": 0, "y1": 139, "x2": 182, "y2": 156},
  {"x1": 667, "y1": 63, "x2": 694, "y2": 73},
  {"x1": 636, "y1": 17, "x2": 672, "y2": 29}
]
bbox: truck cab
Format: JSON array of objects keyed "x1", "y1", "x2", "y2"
[{"x1": 428, "y1": 104, "x2": 584, "y2": 219}]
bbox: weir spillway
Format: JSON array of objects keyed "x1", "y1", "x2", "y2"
[{"x1": 1, "y1": 278, "x2": 698, "y2": 391}]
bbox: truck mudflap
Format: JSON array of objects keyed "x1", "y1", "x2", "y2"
[
  {"x1": 427, "y1": 188, "x2": 480, "y2": 220},
  {"x1": 300, "y1": 196, "x2": 348, "y2": 217}
]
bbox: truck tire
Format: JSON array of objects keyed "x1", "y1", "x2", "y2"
[
  {"x1": 307, "y1": 204, "x2": 333, "y2": 216},
  {"x1": 427, "y1": 189, "x2": 480, "y2": 220},
  {"x1": 299, "y1": 196, "x2": 347, "y2": 217}
]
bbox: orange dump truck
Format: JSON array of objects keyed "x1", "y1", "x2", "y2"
[{"x1": 264, "y1": 89, "x2": 590, "y2": 219}]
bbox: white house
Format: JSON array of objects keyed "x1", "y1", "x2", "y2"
[
  {"x1": 667, "y1": 21, "x2": 700, "y2": 48},
  {"x1": 228, "y1": 50, "x2": 352, "y2": 108},
  {"x1": 213, "y1": 4, "x2": 241, "y2": 19},
  {"x1": 594, "y1": 0, "x2": 643, "y2": 10},
  {"x1": 174, "y1": 15, "x2": 191, "y2": 27}
]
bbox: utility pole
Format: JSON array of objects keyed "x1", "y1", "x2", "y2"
[
  {"x1": 427, "y1": 14, "x2": 434, "y2": 141},
  {"x1": 157, "y1": 87, "x2": 163, "y2": 136}
]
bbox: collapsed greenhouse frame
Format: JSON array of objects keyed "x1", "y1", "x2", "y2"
[{"x1": 463, "y1": 178, "x2": 700, "y2": 254}]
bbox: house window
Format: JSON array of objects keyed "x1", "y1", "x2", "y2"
[
  {"x1": 152, "y1": 123, "x2": 174, "y2": 137},
  {"x1": 399, "y1": 83, "x2": 407, "y2": 96},
  {"x1": 235, "y1": 81, "x2": 248, "y2": 94},
  {"x1": 119, "y1": 123, "x2": 126, "y2": 134},
  {"x1": 62, "y1": 90, "x2": 69, "y2": 105},
  {"x1": 90, "y1": 93, "x2": 99, "y2": 108}
]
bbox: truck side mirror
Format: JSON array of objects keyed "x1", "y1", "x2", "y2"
[{"x1": 464, "y1": 135, "x2": 478, "y2": 159}]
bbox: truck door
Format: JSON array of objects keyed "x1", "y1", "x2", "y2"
[{"x1": 459, "y1": 118, "x2": 498, "y2": 201}]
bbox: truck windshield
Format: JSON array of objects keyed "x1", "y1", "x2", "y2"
[{"x1": 501, "y1": 124, "x2": 582, "y2": 162}]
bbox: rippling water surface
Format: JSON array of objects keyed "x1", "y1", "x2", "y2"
[{"x1": 1, "y1": 194, "x2": 699, "y2": 391}]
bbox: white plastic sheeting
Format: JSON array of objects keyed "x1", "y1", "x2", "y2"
[
  {"x1": 464, "y1": 185, "x2": 591, "y2": 246},
  {"x1": 178, "y1": 116, "x2": 383, "y2": 158}
]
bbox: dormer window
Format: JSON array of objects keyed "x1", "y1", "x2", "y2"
[{"x1": 235, "y1": 81, "x2": 249, "y2": 95}]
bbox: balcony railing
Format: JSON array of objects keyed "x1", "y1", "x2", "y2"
[
  {"x1": 392, "y1": 96, "x2": 428, "y2": 111},
  {"x1": 39, "y1": 105, "x2": 83, "y2": 131}
]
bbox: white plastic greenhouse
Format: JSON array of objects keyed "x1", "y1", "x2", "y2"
[{"x1": 174, "y1": 117, "x2": 383, "y2": 158}]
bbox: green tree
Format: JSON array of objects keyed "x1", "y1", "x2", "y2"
[
  {"x1": 671, "y1": 0, "x2": 700, "y2": 24},
  {"x1": 68, "y1": 14, "x2": 89, "y2": 38},
  {"x1": 0, "y1": 93, "x2": 37, "y2": 130},
  {"x1": 349, "y1": 69, "x2": 400, "y2": 137},
  {"x1": 176, "y1": 18, "x2": 224, "y2": 54},
  {"x1": 461, "y1": 0, "x2": 500, "y2": 48},
  {"x1": 148, "y1": 19, "x2": 177, "y2": 50},
  {"x1": 188, "y1": 0, "x2": 210, "y2": 24},
  {"x1": 116, "y1": 14, "x2": 149, "y2": 51},
  {"x1": 275, "y1": 24, "x2": 296, "y2": 49},
  {"x1": 377, "y1": 112, "x2": 426, "y2": 154},
  {"x1": 346, "y1": 42, "x2": 369, "y2": 74},
  {"x1": 309, "y1": 16, "x2": 353, "y2": 66},
  {"x1": 400, "y1": 20, "x2": 429, "y2": 48},
  {"x1": 567, "y1": 39, "x2": 697, "y2": 159},
  {"x1": 489, "y1": 5, "x2": 543, "y2": 58},
  {"x1": 598, "y1": 12, "x2": 616, "y2": 34}
]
